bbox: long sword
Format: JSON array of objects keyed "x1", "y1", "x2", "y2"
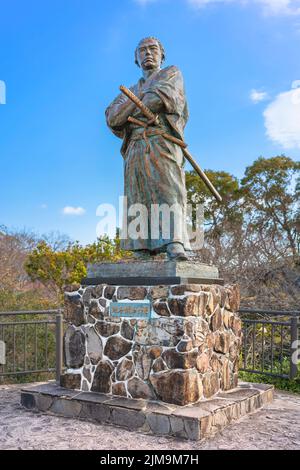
[{"x1": 120, "y1": 85, "x2": 222, "y2": 203}]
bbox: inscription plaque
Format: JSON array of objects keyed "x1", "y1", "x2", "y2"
[{"x1": 109, "y1": 301, "x2": 151, "y2": 320}]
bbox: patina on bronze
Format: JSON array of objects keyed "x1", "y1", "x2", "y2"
[
  {"x1": 106, "y1": 37, "x2": 200, "y2": 260},
  {"x1": 120, "y1": 84, "x2": 222, "y2": 203}
]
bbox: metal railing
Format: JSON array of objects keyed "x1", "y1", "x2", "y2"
[
  {"x1": 0, "y1": 307, "x2": 299, "y2": 384},
  {"x1": 239, "y1": 309, "x2": 299, "y2": 380},
  {"x1": 0, "y1": 310, "x2": 64, "y2": 382}
]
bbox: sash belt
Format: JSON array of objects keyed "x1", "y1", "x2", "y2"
[{"x1": 130, "y1": 128, "x2": 167, "y2": 152}]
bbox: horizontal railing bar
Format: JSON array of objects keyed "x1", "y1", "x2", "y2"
[
  {"x1": 240, "y1": 367, "x2": 289, "y2": 379},
  {"x1": 0, "y1": 368, "x2": 56, "y2": 377},
  {"x1": 242, "y1": 319, "x2": 290, "y2": 326},
  {"x1": 0, "y1": 320, "x2": 56, "y2": 326},
  {"x1": 0, "y1": 310, "x2": 63, "y2": 316},
  {"x1": 239, "y1": 308, "x2": 300, "y2": 316}
]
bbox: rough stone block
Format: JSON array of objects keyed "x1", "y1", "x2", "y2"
[
  {"x1": 95, "y1": 321, "x2": 120, "y2": 337},
  {"x1": 196, "y1": 352, "x2": 210, "y2": 373},
  {"x1": 91, "y1": 361, "x2": 114, "y2": 393},
  {"x1": 200, "y1": 414, "x2": 213, "y2": 439},
  {"x1": 134, "y1": 318, "x2": 184, "y2": 347},
  {"x1": 202, "y1": 372, "x2": 220, "y2": 398},
  {"x1": 214, "y1": 331, "x2": 231, "y2": 354},
  {"x1": 89, "y1": 299, "x2": 103, "y2": 319},
  {"x1": 176, "y1": 339, "x2": 193, "y2": 352},
  {"x1": 232, "y1": 316, "x2": 242, "y2": 336},
  {"x1": 21, "y1": 392, "x2": 36, "y2": 410},
  {"x1": 183, "y1": 418, "x2": 201, "y2": 441},
  {"x1": 162, "y1": 348, "x2": 198, "y2": 369},
  {"x1": 150, "y1": 286, "x2": 169, "y2": 300},
  {"x1": 127, "y1": 377, "x2": 156, "y2": 400},
  {"x1": 220, "y1": 358, "x2": 231, "y2": 391},
  {"x1": 64, "y1": 326, "x2": 86, "y2": 369},
  {"x1": 60, "y1": 373, "x2": 81, "y2": 390},
  {"x1": 116, "y1": 358, "x2": 134, "y2": 382},
  {"x1": 111, "y1": 408, "x2": 146, "y2": 430},
  {"x1": 112, "y1": 382, "x2": 127, "y2": 397},
  {"x1": 226, "y1": 284, "x2": 240, "y2": 312},
  {"x1": 168, "y1": 295, "x2": 199, "y2": 317},
  {"x1": 146, "y1": 413, "x2": 171, "y2": 435},
  {"x1": 64, "y1": 292, "x2": 85, "y2": 326},
  {"x1": 210, "y1": 306, "x2": 223, "y2": 331},
  {"x1": 50, "y1": 398, "x2": 82, "y2": 418},
  {"x1": 117, "y1": 286, "x2": 147, "y2": 300},
  {"x1": 35, "y1": 394, "x2": 54, "y2": 412},
  {"x1": 79, "y1": 402, "x2": 110, "y2": 422},
  {"x1": 104, "y1": 286, "x2": 115, "y2": 300},
  {"x1": 152, "y1": 357, "x2": 167, "y2": 373},
  {"x1": 85, "y1": 326, "x2": 103, "y2": 365},
  {"x1": 150, "y1": 369, "x2": 202, "y2": 406},
  {"x1": 121, "y1": 320, "x2": 135, "y2": 340},
  {"x1": 133, "y1": 347, "x2": 153, "y2": 380},
  {"x1": 169, "y1": 416, "x2": 187, "y2": 439},
  {"x1": 104, "y1": 336, "x2": 132, "y2": 361},
  {"x1": 153, "y1": 301, "x2": 170, "y2": 317},
  {"x1": 170, "y1": 284, "x2": 202, "y2": 295}
]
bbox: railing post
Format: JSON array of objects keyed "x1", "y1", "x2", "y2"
[
  {"x1": 55, "y1": 312, "x2": 63, "y2": 384},
  {"x1": 290, "y1": 316, "x2": 298, "y2": 380}
]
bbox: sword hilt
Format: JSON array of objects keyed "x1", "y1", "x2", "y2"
[{"x1": 120, "y1": 85, "x2": 160, "y2": 125}]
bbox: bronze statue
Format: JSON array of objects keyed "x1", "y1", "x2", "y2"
[{"x1": 106, "y1": 37, "x2": 221, "y2": 261}]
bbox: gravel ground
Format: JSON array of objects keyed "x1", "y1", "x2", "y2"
[{"x1": 0, "y1": 383, "x2": 299, "y2": 450}]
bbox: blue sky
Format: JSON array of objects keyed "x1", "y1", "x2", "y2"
[{"x1": 0, "y1": 0, "x2": 299, "y2": 244}]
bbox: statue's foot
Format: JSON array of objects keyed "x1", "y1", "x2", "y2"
[
  {"x1": 132, "y1": 250, "x2": 151, "y2": 260},
  {"x1": 166, "y1": 243, "x2": 188, "y2": 261}
]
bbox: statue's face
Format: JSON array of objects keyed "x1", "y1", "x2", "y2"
[{"x1": 137, "y1": 39, "x2": 162, "y2": 71}]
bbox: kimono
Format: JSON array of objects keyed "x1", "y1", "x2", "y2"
[{"x1": 105, "y1": 65, "x2": 191, "y2": 252}]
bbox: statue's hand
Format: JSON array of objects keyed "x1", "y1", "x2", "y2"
[{"x1": 138, "y1": 90, "x2": 145, "y2": 101}]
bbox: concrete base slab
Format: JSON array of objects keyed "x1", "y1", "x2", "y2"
[
  {"x1": 20, "y1": 381, "x2": 274, "y2": 441},
  {"x1": 87, "y1": 260, "x2": 220, "y2": 278}
]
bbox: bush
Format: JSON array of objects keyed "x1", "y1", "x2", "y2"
[{"x1": 239, "y1": 364, "x2": 300, "y2": 395}]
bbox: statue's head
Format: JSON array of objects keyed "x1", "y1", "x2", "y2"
[{"x1": 135, "y1": 37, "x2": 165, "y2": 71}]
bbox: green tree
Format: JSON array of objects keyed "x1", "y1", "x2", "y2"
[
  {"x1": 186, "y1": 169, "x2": 243, "y2": 260},
  {"x1": 25, "y1": 236, "x2": 130, "y2": 297},
  {"x1": 241, "y1": 156, "x2": 300, "y2": 263}
]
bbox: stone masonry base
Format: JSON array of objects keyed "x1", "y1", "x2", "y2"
[
  {"x1": 21, "y1": 381, "x2": 274, "y2": 441},
  {"x1": 62, "y1": 282, "x2": 242, "y2": 405}
]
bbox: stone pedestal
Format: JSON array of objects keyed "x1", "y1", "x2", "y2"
[
  {"x1": 84, "y1": 260, "x2": 221, "y2": 285},
  {"x1": 86, "y1": 260, "x2": 220, "y2": 284},
  {"x1": 21, "y1": 382, "x2": 274, "y2": 441},
  {"x1": 61, "y1": 261, "x2": 242, "y2": 406}
]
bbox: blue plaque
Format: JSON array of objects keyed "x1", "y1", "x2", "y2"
[{"x1": 109, "y1": 301, "x2": 151, "y2": 320}]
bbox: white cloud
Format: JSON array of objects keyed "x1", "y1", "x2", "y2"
[
  {"x1": 264, "y1": 83, "x2": 300, "y2": 149},
  {"x1": 258, "y1": 0, "x2": 300, "y2": 16},
  {"x1": 187, "y1": 0, "x2": 300, "y2": 15},
  {"x1": 250, "y1": 89, "x2": 269, "y2": 103},
  {"x1": 134, "y1": 0, "x2": 300, "y2": 15},
  {"x1": 40, "y1": 204, "x2": 48, "y2": 210},
  {"x1": 62, "y1": 206, "x2": 86, "y2": 216}
]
